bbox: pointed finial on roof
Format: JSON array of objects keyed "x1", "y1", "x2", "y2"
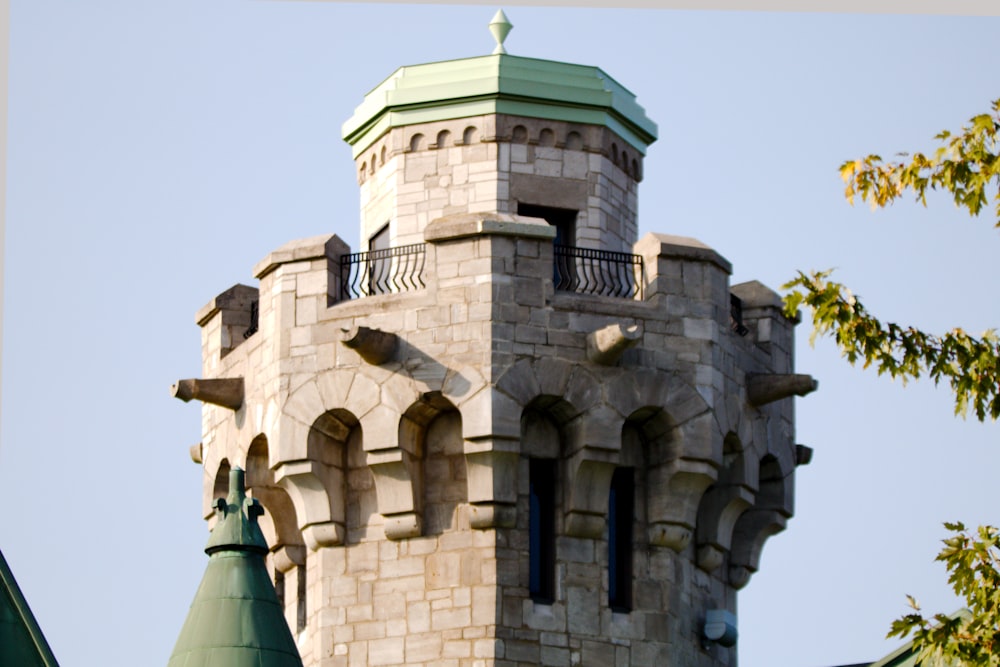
[
  {"x1": 489, "y1": 9, "x2": 512, "y2": 55},
  {"x1": 204, "y1": 466, "x2": 268, "y2": 555},
  {"x1": 169, "y1": 466, "x2": 303, "y2": 667}
]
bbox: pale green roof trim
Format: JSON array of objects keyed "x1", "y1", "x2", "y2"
[
  {"x1": 343, "y1": 54, "x2": 657, "y2": 158},
  {"x1": 0, "y1": 549, "x2": 59, "y2": 667}
]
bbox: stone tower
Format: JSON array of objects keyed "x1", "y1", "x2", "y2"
[{"x1": 174, "y1": 14, "x2": 815, "y2": 667}]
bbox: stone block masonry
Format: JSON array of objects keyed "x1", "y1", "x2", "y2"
[{"x1": 177, "y1": 45, "x2": 814, "y2": 667}]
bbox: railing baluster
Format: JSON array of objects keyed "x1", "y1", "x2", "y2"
[
  {"x1": 341, "y1": 244, "x2": 426, "y2": 301},
  {"x1": 341, "y1": 243, "x2": 644, "y2": 302},
  {"x1": 553, "y1": 245, "x2": 643, "y2": 299}
]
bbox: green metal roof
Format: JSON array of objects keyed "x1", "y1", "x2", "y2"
[
  {"x1": 0, "y1": 549, "x2": 59, "y2": 667},
  {"x1": 342, "y1": 53, "x2": 658, "y2": 158},
  {"x1": 865, "y1": 609, "x2": 971, "y2": 667},
  {"x1": 168, "y1": 468, "x2": 302, "y2": 667}
]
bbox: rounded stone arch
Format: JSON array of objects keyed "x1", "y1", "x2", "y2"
[
  {"x1": 621, "y1": 406, "x2": 705, "y2": 552},
  {"x1": 728, "y1": 453, "x2": 794, "y2": 590},
  {"x1": 272, "y1": 405, "x2": 361, "y2": 552},
  {"x1": 209, "y1": 457, "x2": 231, "y2": 518},
  {"x1": 606, "y1": 369, "x2": 723, "y2": 552},
  {"x1": 435, "y1": 129, "x2": 451, "y2": 149},
  {"x1": 694, "y1": 431, "x2": 758, "y2": 574},
  {"x1": 245, "y1": 434, "x2": 305, "y2": 572},
  {"x1": 538, "y1": 128, "x2": 555, "y2": 147},
  {"x1": 411, "y1": 392, "x2": 466, "y2": 535},
  {"x1": 462, "y1": 125, "x2": 478, "y2": 145},
  {"x1": 495, "y1": 357, "x2": 599, "y2": 423},
  {"x1": 607, "y1": 368, "x2": 722, "y2": 464},
  {"x1": 520, "y1": 395, "x2": 579, "y2": 527},
  {"x1": 363, "y1": 391, "x2": 459, "y2": 540},
  {"x1": 512, "y1": 125, "x2": 528, "y2": 144},
  {"x1": 408, "y1": 132, "x2": 425, "y2": 152},
  {"x1": 521, "y1": 394, "x2": 579, "y2": 458},
  {"x1": 565, "y1": 130, "x2": 583, "y2": 151}
]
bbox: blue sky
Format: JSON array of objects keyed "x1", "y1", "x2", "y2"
[{"x1": 2, "y1": 2, "x2": 999, "y2": 666}]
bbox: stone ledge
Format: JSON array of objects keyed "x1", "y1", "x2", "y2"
[
  {"x1": 195, "y1": 283, "x2": 259, "y2": 327},
  {"x1": 252, "y1": 234, "x2": 348, "y2": 279},
  {"x1": 731, "y1": 280, "x2": 782, "y2": 310},
  {"x1": 425, "y1": 213, "x2": 556, "y2": 243},
  {"x1": 635, "y1": 232, "x2": 732, "y2": 274}
]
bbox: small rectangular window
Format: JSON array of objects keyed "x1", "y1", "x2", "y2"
[
  {"x1": 608, "y1": 467, "x2": 634, "y2": 612},
  {"x1": 529, "y1": 458, "x2": 556, "y2": 603},
  {"x1": 517, "y1": 203, "x2": 577, "y2": 289}
]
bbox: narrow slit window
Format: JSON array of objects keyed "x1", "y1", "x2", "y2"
[
  {"x1": 296, "y1": 562, "x2": 307, "y2": 632},
  {"x1": 608, "y1": 466, "x2": 634, "y2": 612},
  {"x1": 529, "y1": 458, "x2": 556, "y2": 603}
]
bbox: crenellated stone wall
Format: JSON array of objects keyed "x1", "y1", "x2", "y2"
[{"x1": 181, "y1": 210, "x2": 809, "y2": 667}]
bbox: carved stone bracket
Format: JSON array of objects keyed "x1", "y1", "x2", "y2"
[
  {"x1": 695, "y1": 484, "x2": 754, "y2": 572},
  {"x1": 464, "y1": 437, "x2": 519, "y2": 529},
  {"x1": 728, "y1": 508, "x2": 788, "y2": 589},
  {"x1": 647, "y1": 458, "x2": 717, "y2": 551},
  {"x1": 272, "y1": 544, "x2": 306, "y2": 574},
  {"x1": 564, "y1": 451, "x2": 619, "y2": 538},
  {"x1": 171, "y1": 377, "x2": 245, "y2": 410},
  {"x1": 747, "y1": 373, "x2": 818, "y2": 407},
  {"x1": 563, "y1": 409, "x2": 622, "y2": 539},
  {"x1": 366, "y1": 448, "x2": 422, "y2": 540},
  {"x1": 340, "y1": 326, "x2": 398, "y2": 365},
  {"x1": 586, "y1": 323, "x2": 642, "y2": 366},
  {"x1": 274, "y1": 459, "x2": 345, "y2": 550}
]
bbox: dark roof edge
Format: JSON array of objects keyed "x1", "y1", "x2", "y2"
[{"x1": 0, "y1": 549, "x2": 60, "y2": 666}]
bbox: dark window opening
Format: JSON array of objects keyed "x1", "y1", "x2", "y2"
[
  {"x1": 529, "y1": 458, "x2": 556, "y2": 603},
  {"x1": 518, "y1": 203, "x2": 577, "y2": 246},
  {"x1": 368, "y1": 223, "x2": 390, "y2": 295},
  {"x1": 296, "y1": 562, "x2": 307, "y2": 632},
  {"x1": 608, "y1": 467, "x2": 634, "y2": 612},
  {"x1": 274, "y1": 569, "x2": 285, "y2": 609},
  {"x1": 518, "y1": 203, "x2": 577, "y2": 287}
]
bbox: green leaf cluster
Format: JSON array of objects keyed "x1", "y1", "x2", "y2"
[
  {"x1": 782, "y1": 271, "x2": 1000, "y2": 420},
  {"x1": 784, "y1": 96, "x2": 1000, "y2": 663},
  {"x1": 887, "y1": 523, "x2": 1000, "y2": 666},
  {"x1": 840, "y1": 99, "x2": 1000, "y2": 222}
]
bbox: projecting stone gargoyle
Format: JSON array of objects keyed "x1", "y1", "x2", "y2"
[
  {"x1": 586, "y1": 322, "x2": 642, "y2": 366},
  {"x1": 171, "y1": 378, "x2": 244, "y2": 410},
  {"x1": 340, "y1": 325, "x2": 398, "y2": 365},
  {"x1": 746, "y1": 373, "x2": 818, "y2": 407}
]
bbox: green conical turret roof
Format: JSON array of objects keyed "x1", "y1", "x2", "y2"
[{"x1": 168, "y1": 468, "x2": 302, "y2": 667}]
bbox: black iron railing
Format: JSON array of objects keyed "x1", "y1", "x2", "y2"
[
  {"x1": 341, "y1": 243, "x2": 426, "y2": 299},
  {"x1": 730, "y1": 293, "x2": 749, "y2": 336},
  {"x1": 553, "y1": 245, "x2": 644, "y2": 299}
]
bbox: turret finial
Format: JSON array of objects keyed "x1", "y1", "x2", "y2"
[{"x1": 489, "y1": 9, "x2": 512, "y2": 55}]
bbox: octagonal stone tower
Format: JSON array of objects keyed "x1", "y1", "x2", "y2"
[{"x1": 176, "y1": 17, "x2": 814, "y2": 667}]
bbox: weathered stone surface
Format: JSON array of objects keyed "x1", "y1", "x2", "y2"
[{"x1": 182, "y1": 56, "x2": 807, "y2": 667}]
